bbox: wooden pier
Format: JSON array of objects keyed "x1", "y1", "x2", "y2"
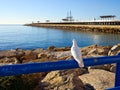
[
  {"x1": 33, "y1": 20, "x2": 120, "y2": 25},
  {"x1": 25, "y1": 20, "x2": 120, "y2": 34}
]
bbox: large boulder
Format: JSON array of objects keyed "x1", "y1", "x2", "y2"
[
  {"x1": 108, "y1": 44, "x2": 120, "y2": 56},
  {"x1": 88, "y1": 64, "x2": 114, "y2": 72},
  {"x1": 15, "y1": 49, "x2": 25, "y2": 60},
  {"x1": 53, "y1": 51, "x2": 71, "y2": 60},
  {"x1": 38, "y1": 53, "x2": 47, "y2": 59},
  {"x1": 0, "y1": 49, "x2": 25, "y2": 60},
  {"x1": 32, "y1": 48, "x2": 44, "y2": 54},
  {"x1": 79, "y1": 69, "x2": 115, "y2": 90},
  {"x1": 22, "y1": 50, "x2": 38, "y2": 63},
  {"x1": 0, "y1": 50, "x2": 16, "y2": 58},
  {"x1": 81, "y1": 44, "x2": 111, "y2": 58},
  {"x1": 47, "y1": 46, "x2": 56, "y2": 51},
  {"x1": 0, "y1": 57, "x2": 19, "y2": 66},
  {"x1": 54, "y1": 47, "x2": 70, "y2": 51},
  {"x1": 40, "y1": 71, "x2": 85, "y2": 90}
]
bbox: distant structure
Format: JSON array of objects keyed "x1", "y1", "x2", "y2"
[
  {"x1": 37, "y1": 21, "x2": 40, "y2": 23},
  {"x1": 29, "y1": 14, "x2": 120, "y2": 25},
  {"x1": 62, "y1": 11, "x2": 74, "y2": 21},
  {"x1": 100, "y1": 15, "x2": 116, "y2": 20},
  {"x1": 46, "y1": 20, "x2": 50, "y2": 23}
]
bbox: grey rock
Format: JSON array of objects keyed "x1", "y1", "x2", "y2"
[
  {"x1": 79, "y1": 69, "x2": 115, "y2": 90},
  {"x1": 32, "y1": 48, "x2": 44, "y2": 54},
  {"x1": 40, "y1": 71, "x2": 84, "y2": 90},
  {"x1": 108, "y1": 44, "x2": 120, "y2": 56}
]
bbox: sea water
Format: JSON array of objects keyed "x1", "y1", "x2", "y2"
[{"x1": 0, "y1": 24, "x2": 120, "y2": 50}]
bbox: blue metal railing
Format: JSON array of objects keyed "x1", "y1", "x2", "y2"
[{"x1": 0, "y1": 55, "x2": 120, "y2": 89}]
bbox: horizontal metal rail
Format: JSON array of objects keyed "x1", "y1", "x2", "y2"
[
  {"x1": 0, "y1": 55, "x2": 120, "y2": 76},
  {"x1": 106, "y1": 86, "x2": 120, "y2": 90}
]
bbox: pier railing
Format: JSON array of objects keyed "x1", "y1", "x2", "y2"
[{"x1": 0, "y1": 54, "x2": 120, "y2": 90}]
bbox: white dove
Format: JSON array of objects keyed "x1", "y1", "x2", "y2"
[{"x1": 71, "y1": 39, "x2": 84, "y2": 67}]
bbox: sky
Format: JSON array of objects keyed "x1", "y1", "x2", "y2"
[{"x1": 0, "y1": 0, "x2": 120, "y2": 24}]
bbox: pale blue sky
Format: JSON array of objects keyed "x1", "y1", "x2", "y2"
[{"x1": 0, "y1": 0, "x2": 120, "y2": 24}]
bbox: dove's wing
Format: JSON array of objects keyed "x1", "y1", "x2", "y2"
[{"x1": 71, "y1": 46, "x2": 84, "y2": 67}]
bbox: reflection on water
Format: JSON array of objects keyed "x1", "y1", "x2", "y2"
[
  {"x1": 92, "y1": 32, "x2": 120, "y2": 45},
  {"x1": 0, "y1": 25, "x2": 120, "y2": 50}
]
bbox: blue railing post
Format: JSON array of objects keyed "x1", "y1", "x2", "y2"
[
  {"x1": 115, "y1": 62, "x2": 120, "y2": 87},
  {"x1": 115, "y1": 53, "x2": 120, "y2": 87}
]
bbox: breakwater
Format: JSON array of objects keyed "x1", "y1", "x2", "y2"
[{"x1": 25, "y1": 22, "x2": 120, "y2": 33}]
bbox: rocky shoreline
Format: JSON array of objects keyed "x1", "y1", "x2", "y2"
[{"x1": 0, "y1": 44, "x2": 120, "y2": 90}]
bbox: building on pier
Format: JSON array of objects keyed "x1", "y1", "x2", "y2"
[{"x1": 100, "y1": 15, "x2": 116, "y2": 20}]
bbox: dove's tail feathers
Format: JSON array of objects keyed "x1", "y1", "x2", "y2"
[{"x1": 78, "y1": 62, "x2": 84, "y2": 67}]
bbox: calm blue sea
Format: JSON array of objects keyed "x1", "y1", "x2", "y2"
[{"x1": 0, "y1": 24, "x2": 120, "y2": 50}]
